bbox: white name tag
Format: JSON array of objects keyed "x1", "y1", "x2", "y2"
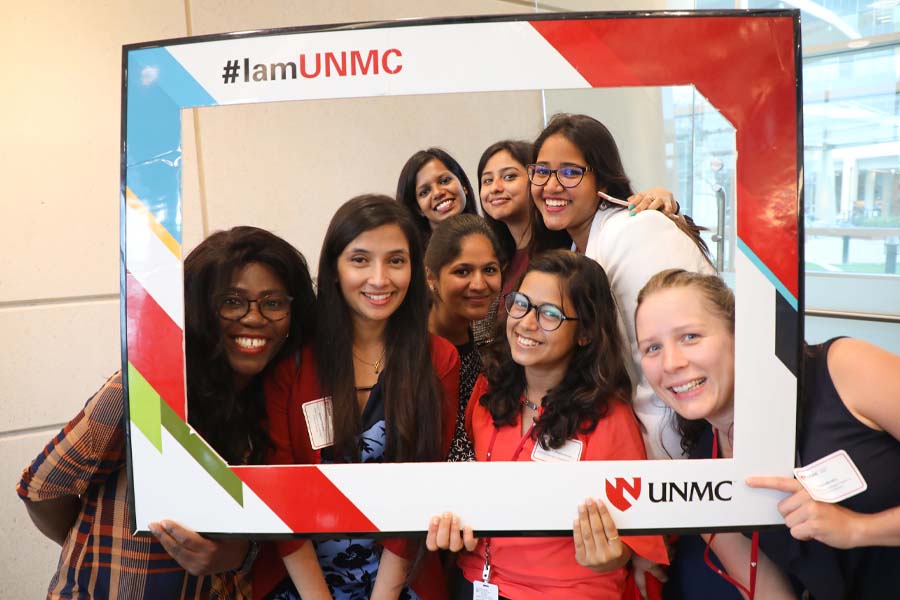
[
  {"x1": 793, "y1": 449, "x2": 867, "y2": 503},
  {"x1": 531, "y1": 438, "x2": 583, "y2": 463},
  {"x1": 473, "y1": 580, "x2": 499, "y2": 600},
  {"x1": 301, "y1": 397, "x2": 334, "y2": 450}
]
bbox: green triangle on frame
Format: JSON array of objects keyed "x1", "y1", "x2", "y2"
[
  {"x1": 159, "y1": 399, "x2": 244, "y2": 507},
  {"x1": 127, "y1": 362, "x2": 163, "y2": 452},
  {"x1": 126, "y1": 362, "x2": 244, "y2": 507}
]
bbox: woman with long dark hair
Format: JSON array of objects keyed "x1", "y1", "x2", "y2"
[
  {"x1": 529, "y1": 114, "x2": 714, "y2": 461},
  {"x1": 425, "y1": 214, "x2": 504, "y2": 462},
  {"x1": 17, "y1": 226, "x2": 316, "y2": 599},
  {"x1": 396, "y1": 147, "x2": 479, "y2": 246},
  {"x1": 426, "y1": 250, "x2": 667, "y2": 600},
  {"x1": 478, "y1": 139, "x2": 680, "y2": 303},
  {"x1": 268, "y1": 195, "x2": 459, "y2": 600}
]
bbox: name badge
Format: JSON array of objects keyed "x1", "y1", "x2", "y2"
[
  {"x1": 473, "y1": 581, "x2": 499, "y2": 600},
  {"x1": 793, "y1": 449, "x2": 867, "y2": 503},
  {"x1": 301, "y1": 397, "x2": 334, "y2": 450},
  {"x1": 531, "y1": 438, "x2": 583, "y2": 463}
]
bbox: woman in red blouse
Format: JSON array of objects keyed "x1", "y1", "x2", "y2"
[{"x1": 426, "y1": 249, "x2": 667, "y2": 600}]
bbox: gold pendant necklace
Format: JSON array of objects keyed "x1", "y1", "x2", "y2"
[{"x1": 353, "y1": 348, "x2": 386, "y2": 374}]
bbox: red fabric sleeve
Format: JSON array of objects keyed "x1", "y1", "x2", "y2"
[
  {"x1": 380, "y1": 337, "x2": 460, "y2": 565},
  {"x1": 263, "y1": 346, "x2": 322, "y2": 560},
  {"x1": 429, "y1": 334, "x2": 460, "y2": 458},
  {"x1": 465, "y1": 375, "x2": 490, "y2": 443},
  {"x1": 263, "y1": 354, "x2": 299, "y2": 465}
]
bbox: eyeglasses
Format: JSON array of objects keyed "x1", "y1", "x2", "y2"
[
  {"x1": 216, "y1": 293, "x2": 293, "y2": 321},
  {"x1": 526, "y1": 164, "x2": 594, "y2": 188},
  {"x1": 504, "y1": 292, "x2": 578, "y2": 332}
]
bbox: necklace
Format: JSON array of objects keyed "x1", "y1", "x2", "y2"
[
  {"x1": 522, "y1": 398, "x2": 539, "y2": 411},
  {"x1": 353, "y1": 348, "x2": 385, "y2": 374}
]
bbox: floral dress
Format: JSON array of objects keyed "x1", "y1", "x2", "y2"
[{"x1": 269, "y1": 378, "x2": 419, "y2": 600}]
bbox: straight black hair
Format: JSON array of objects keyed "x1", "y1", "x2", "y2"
[
  {"x1": 396, "y1": 147, "x2": 478, "y2": 245},
  {"x1": 316, "y1": 194, "x2": 444, "y2": 463}
]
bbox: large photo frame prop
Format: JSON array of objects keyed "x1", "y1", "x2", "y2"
[{"x1": 122, "y1": 11, "x2": 803, "y2": 536}]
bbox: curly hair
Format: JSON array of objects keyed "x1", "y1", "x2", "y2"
[
  {"x1": 481, "y1": 250, "x2": 632, "y2": 449},
  {"x1": 183, "y1": 226, "x2": 316, "y2": 464}
]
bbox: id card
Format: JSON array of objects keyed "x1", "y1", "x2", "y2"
[
  {"x1": 531, "y1": 438, "x2": 583, "y2": 463},
  {"x1": 473, "y1": 581, "x2": 499, "y2": 600},
  {"x1": 301, "y1": 397, "x2": 334, "y2": 449},
  {"x1": 793, "y1": 449, "x2": 867, "y2": 503}
]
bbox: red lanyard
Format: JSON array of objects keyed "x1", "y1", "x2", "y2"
[
  {"x1": 704, "y1": 428, "x2": 760, "y2": 600},
  {"x1": 480, "y1": 411, "x2": 536, "y2": 583}
]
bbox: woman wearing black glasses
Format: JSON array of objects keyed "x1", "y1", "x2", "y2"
[
  {"x1": 529, "y1": 114, "x2": 714, "y2": 463},
  {"x1": 426, "y1": 250, "x2": 667, "y2": 600},
  {"x1": 17, "y1": 226, "x2": 317, "y2": 599}
]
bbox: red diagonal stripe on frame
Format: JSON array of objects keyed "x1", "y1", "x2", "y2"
[
  {"x1": 126, "y1": 272, "x2": 187, "y2": 420},
  {"x1": 233, "y1": 466, "x2": 378, "y2": 532},
  {"x1": 530, "y1": 16, "x2": 799, "y2": 298}
]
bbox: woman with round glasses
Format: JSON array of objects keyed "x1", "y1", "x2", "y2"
[
  {"x1": 426, "y1": 250, "x2": 667, "y2": 600},
  {"x1": 397, "y1": 147, "x2": 480, "y2": 246},
  {"x1": 17, "y1": 226, "x2": 317, "y2": 599},
  {"x1": 478, "y1": 140, "x2": 681, "y2": 305},
  {"x1": 262, "y1": 195, "x2": 459, "y2": 600},
  {"x1": 529, "y1": 113, "x2": 714, "y2": 462}
]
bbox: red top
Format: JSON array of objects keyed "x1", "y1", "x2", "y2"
[
  {"x1": 457, "y1": 376, "x2": 668, "y2": 600},
  {"x1": 253, "y1": 336, "x2": 459, "y2": 600}
]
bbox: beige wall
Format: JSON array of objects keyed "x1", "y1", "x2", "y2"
[{"x1": 2, "y1": 1, "x2": 673, "y2": 595}]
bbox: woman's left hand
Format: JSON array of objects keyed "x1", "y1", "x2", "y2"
[
  {"x1": 627, "y1": 187, "x2": 679, "y2": 216},
  {"x1": 573, "y1": 497, "x2": 632, "y2": 573},
  {"x1": 149, "y1": 519, "x2": 249, "y2": 575},
  {"x1": 746, "y1": 476, "x2": 864, "y2": 549}
]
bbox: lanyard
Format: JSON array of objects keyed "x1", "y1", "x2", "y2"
[
  {"x1": 704, "y1": 428, "x2": 760, "y2": 600},
  {"x1": 480, "y1": 411, "x2": 536, "y2": 583}
]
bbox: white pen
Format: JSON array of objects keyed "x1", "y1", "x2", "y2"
[{"x1": 597, "y1": 190, "x2": 631, "y2": 208}]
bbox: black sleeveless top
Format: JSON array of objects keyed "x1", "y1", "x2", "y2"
[{"x1": 759, "y1": 338, "x2": 900, "y2": 599}]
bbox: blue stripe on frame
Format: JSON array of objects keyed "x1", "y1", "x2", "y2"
[
  {"x1": 126, "y1": 47, "x2": 218, "y2": 244},
  {"x1": 737, "y1": 238, "x2": 799, "y2": 311}
]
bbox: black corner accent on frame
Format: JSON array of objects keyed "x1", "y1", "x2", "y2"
[{"x1": 775, "y1": 291, "x2": 799, "y2": 377}]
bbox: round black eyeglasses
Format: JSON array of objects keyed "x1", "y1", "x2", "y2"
[
  {"x1": 216, "y1": 294, "x2": 293, "y2": 321},
  {"x1": 504, "y1": 292, "x2": 578, "y2": 332}
]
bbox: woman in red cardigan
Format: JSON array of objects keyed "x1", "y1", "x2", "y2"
[{"x1": 258, "y1": 195, "x2": 458, "y2": 600}]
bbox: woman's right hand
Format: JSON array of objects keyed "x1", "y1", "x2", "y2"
[{"x1": 425, "y1": 512, "x2": 478, "y2": 552}]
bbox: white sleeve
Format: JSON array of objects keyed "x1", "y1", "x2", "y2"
[{"x1": 591, "y1": 211, "x2": 714, "y2": 459}]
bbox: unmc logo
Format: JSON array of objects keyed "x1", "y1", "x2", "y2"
[{"x1": 605, "y1": 477, "x2": 641, "y2": 512}]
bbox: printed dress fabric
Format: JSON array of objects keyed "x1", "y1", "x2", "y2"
[
  {"x1": 447, "y1": 333, "x2": 480, "y2": 462},
  {"x1": 259, "y1": 338, "x2": 459, "y2": 600},
  {"x1": 267, "y1": 377, "x2": 420, "y2": 600},
  {"x1": 16, "y1": 372, "x2": 249, "y2": 600}
]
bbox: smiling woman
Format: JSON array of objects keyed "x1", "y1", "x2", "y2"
[
  {"x1": 635, "y1": 269, "x2": 900, "y2": 599},
  {"x1": 425, "y1": 214, "x2": 504, "y2": 462},
  {"x1": 17, "y1": 226, "x2": 317, "y2": 599},
  {"x1": 396, "y1": 147, "x2": 479, "y2": 245},
  {"x1": 262, "y1": 195, "x2": 460, "y2": 600}
]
